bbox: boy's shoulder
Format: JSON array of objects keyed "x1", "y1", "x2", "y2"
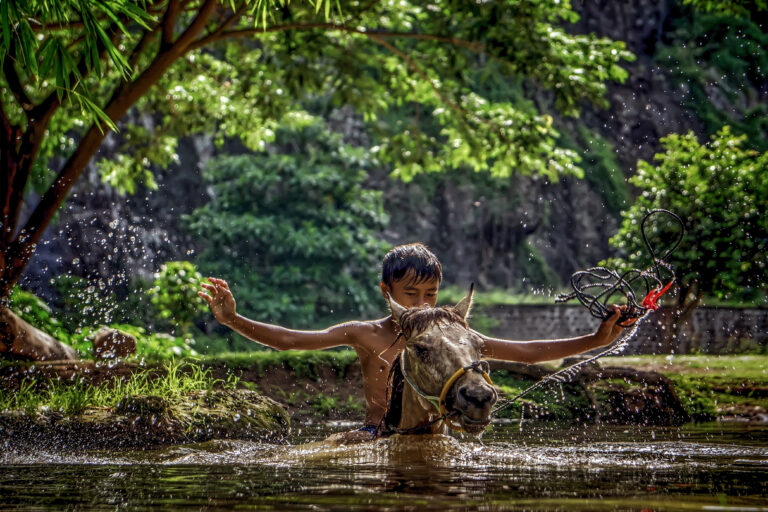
[{"x1": 334, "y1": 316, "x2": 397, "y2": 352}]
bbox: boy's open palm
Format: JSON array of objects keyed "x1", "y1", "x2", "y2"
[{"x1": 198, "y1": 277, "x2": 237, "y2": 326}]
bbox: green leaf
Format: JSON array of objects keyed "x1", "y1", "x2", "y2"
[{"x1": 17, "y1": 19, "x2": 39, "y2": 77}]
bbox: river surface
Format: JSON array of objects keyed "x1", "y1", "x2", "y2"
[{"x1": 1, "y1": 421, "x2": 767, "y2": 511}]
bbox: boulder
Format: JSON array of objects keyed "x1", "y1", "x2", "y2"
[
  {"x1": 93, "y1": 328, "x2": 137, "y2": 359},
  {"x1": 0, "y1": 307, "x2": 78, "y2": 361}
]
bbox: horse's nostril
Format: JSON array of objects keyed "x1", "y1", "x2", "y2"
[{"x1": 458, "y1": 385, "x2": 495, "y2": 405}]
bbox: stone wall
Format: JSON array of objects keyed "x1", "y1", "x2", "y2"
[{"x1": 484, "y1": 305, "x2": 768, "y2": 355}]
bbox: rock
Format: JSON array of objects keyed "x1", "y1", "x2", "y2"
[
  {"x1": 0, "y1": 307, "x2": 78, "y2": 361},
  {"x1": 93, "y1": 328, "x2": 137, "y2": 359}
]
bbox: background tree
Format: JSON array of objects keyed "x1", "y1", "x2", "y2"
[
  {"x1": 607, "y1": 126, "x2": 767, "y2": 350},
  {"x1": 0, "y1": 0, "x2": 633, "y2": 309},
  {"x1": 186, "y1": 121, "x2": 388, "y2": 328}
]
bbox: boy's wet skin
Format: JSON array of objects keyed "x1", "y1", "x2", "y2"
[{"x1": 198, "y1": 243, "x2": 633, "y2": 434}]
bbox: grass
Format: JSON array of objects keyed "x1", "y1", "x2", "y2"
[
  {"x1": 601, "y1": 354, "x2": 768, "y2": 379},
  {"x1": 0, "y1": 360, "x2": 237, "y2": 416},
  {"x1": 200, "y1": 349, "x2": 360, "y2": 379}
]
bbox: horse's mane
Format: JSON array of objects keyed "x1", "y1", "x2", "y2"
[
  {"x1": 379, "y1": 352, "x2": 404, "y2": 434},
  {"x1": 397, "y1": 305, "x2": 467, "y2": 339},
  {"x1": 378, "y1": 305, "x2": 468, "y2": 435}
]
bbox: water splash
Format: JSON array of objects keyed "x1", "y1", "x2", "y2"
[{"x1": 492, "y1": 316, "x2": 645, "y2": 414}]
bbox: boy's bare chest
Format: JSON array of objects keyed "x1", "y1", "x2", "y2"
[{"x1": 356, "y1": 328, "x2": 403, "y2": 388}]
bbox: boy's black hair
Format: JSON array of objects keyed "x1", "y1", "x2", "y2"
[{"x1": 381, "y1": 242, "x2": 442, "y2": 286}]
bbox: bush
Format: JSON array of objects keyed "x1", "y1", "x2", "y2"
[
  {"x1": 609, "y1": 127, "x2": 768, "y2": 305},
  {"x1": 148, "y1": 261, "x2": 208, "y2": 335}
]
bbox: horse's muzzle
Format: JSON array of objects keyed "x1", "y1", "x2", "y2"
[{"x1": 450, "y1": 380, "x2": 498, "y2": 434}]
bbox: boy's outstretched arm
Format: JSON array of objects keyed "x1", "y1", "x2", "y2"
[
  {"x1": 198, "y1": 277, "x2": 363, "y2": 351},
  {"x1": 479, "y1": 307, "x2": 633, "y2": 364}
]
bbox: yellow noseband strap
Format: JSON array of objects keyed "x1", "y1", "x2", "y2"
[{"x1": 438, "y1": 362, "x2": 494, "y2": 431}]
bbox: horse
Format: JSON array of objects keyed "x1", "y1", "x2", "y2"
[{"x1": 379, "y1": 286, "x2": 498, "y2": 436}]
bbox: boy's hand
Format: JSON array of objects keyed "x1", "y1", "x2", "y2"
[
  {"x1": 198, "y1": 277, "x2": 237, "y2": 326},
  {"x1": 594, "y1": 306, "x2": 637, "y2": 346}
]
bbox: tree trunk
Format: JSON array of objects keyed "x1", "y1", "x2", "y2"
[{"x1": 0, "y1": 307, "x2": 78, "y2": 361}]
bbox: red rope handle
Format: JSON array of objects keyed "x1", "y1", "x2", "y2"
[{"x1": 641, "y1": 279, "x2": 674, "y2": 311}]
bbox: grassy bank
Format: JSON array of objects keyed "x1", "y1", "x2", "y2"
[
  {"x1": 600, "y1": 355, "x2": 768, "y2": 421},
  {"x1": 3, "y1": 352, "x2": 765, "y2": 425},
  {"x1": 0, "y1": 360, "x2": 238, "y2": 415}
]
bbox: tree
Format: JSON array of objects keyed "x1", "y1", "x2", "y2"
[
  {"x1": 186, "y1": 121, "x2": 388, "y2": 328},
  {"x1": 608, "y1": 126, "x2": 767, "y2": 350},
  {"x1": 0, "y1": 0, "x2": 633, "y2": 310}
]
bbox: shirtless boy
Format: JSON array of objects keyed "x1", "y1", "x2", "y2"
[{"x1": 199, "y1": 242, "x2": 632, "y2": 435}]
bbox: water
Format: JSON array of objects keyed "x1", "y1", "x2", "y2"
[{"x1": 1, "y1": 422, "x2": 766, "y2": 511}]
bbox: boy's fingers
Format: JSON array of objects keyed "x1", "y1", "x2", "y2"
[{"x1": 197, "y1": 291, "x2": 211, "y2": 303}]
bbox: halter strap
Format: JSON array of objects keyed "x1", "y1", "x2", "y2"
[{"x1": 398, "y1": 350, "x2": 494, "y2": 432}]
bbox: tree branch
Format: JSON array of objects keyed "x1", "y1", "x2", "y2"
[
  {"x1": 0, "y1": 97, "x2": 18, "y2": 254},
  {"x1": 2, "y1": 55, "x2": 33, "y2": 112},
  {"x1": 161, "y1": 0, "x2": 182, "y2": 49},
  {"x1": 128, "y1": 24, "x2": 163, "y2": 73},
  {"x1": 196, "y1": 2, "x2": 247, "y2": 47},
  {"x1": 3, "y1": 0, "x2": 220, "y2": 296}
]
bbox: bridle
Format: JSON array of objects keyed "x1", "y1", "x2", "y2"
[{"x1": 398, "y1": 349, "x2": 494, "y2": 432}]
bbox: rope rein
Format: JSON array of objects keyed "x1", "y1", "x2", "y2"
[
  {"x1": 491, "y1": 209, "x2": 685, "y2": 416},
  {"x1": 555, "y1": 209, "x2": 684, "y2": 326}
]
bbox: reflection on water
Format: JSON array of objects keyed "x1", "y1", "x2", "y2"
[{"x1": 2, "y1": 422, "x2": 767, "y2": 511}]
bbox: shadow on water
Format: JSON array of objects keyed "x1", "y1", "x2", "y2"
[{"x1": 2, "y1": 422, "x2": 767, "y2": 511}]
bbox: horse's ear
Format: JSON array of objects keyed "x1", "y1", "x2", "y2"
[
  {"x1": 454, "y1": 283, "x2": 474, "y2": 320},
  {"x1": 387, "y1": 293, "x2": 407, "y2": 324}
]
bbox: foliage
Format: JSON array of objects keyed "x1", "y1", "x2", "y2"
[
  {"x1": 6, "y1": 286, "x2": 196, "y2": 359},
  {"x1": 186, "y1": 121, "x2": 389, "y2": 327},
  {"x1": 515, "y1": 241, "x2": 561, "y2": 290},
  {"x1": 148, "y1": 261, "x2": 208, "y2": 335},
  {"x1": 682, "y1": 0, "x2": 768, "y2": 17},
  {"x1": 491, "y1": 370, "x2": 592, "y2": 422},
  {"x1": 70, "y1": 324, "x2": 199, "y2": 360},
  {"x1": 3, "y1": 0, "x2": 633, "y2": 185},
  {"x1": 656, "y1": 7, "x2": 768, "y2": 150},
  {"x1": 7, "y1": 286, "x2": 72, "y2": 344},
  {"x1": 0, "y1": 360, "x2": 233, "y2": 415},
  {"x1": 608, "y1": 127, "x2": 768, "y2": 305},
  {"x1": 0, "y1": 0, "x2": 636, "y2": 305},
  {"x1": 602, "y1": 354, "x2": 768, "y2": 420}
]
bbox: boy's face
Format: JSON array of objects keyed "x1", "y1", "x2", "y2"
[{"x1": 380, "y1": 272, "x2": 440, "y2": 309}]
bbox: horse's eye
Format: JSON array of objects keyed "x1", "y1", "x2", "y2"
[{"x1": 411, "y1": 343, "x2": 429, "y2": 358}]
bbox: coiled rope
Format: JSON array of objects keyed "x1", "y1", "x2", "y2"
[{"x1": 491, "y1": 209, "x2": 685, "y2": 415}]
